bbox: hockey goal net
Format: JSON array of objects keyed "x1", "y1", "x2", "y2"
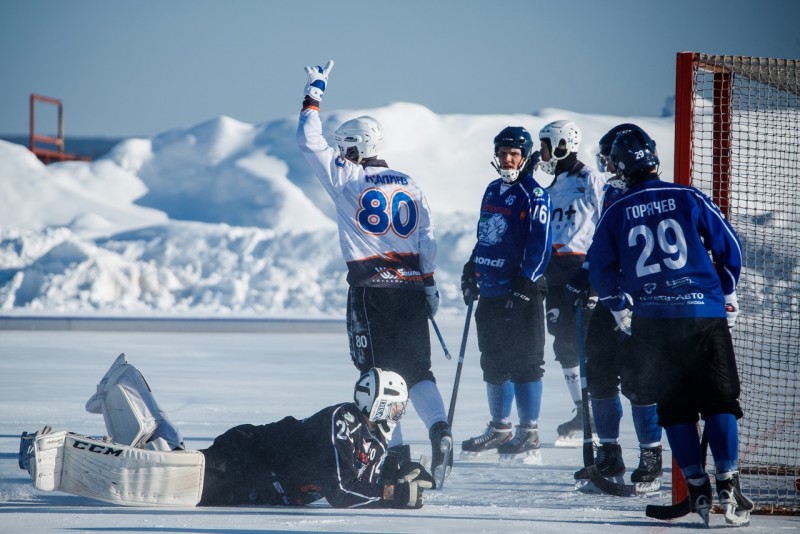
[{"x1": 673, "y1": 52, "x2": 799, "y2": 514}]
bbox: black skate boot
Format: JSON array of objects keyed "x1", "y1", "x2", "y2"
[
  {"x1": 626, "y1": 445, "x2": 663, "y2": 493},
  {"x1": 687, "y1": 474, "x2": 713, "y2": 527},
  {"x1": 429, "y1": 421, "x2": 452, "y2": 490},
  {"x1": 460, "y1": 421, "x2": 512, "y2": 458},
  {"x1": 556, "y1": 401, "x2": 593, "y2": 446},
  {"x1": 498, "y1": 424, "x2": 541, "y2": 464},
  {"x1": 574, "y1": 442, "x2": 625, "y2": 491},
  {"x1": 716, "y1": 471, "x2": 754, "y2": 526}
]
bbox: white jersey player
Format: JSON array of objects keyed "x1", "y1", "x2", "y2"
[
  {"x1": 538, "y1": 120, "x2": 608, "y2": 444},
  {"x1": 295, "y1": 60, "x2": 452, "y2": 489}
]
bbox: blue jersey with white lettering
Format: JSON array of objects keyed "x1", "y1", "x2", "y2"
[
  {"x1": 588, "y1": 178, "x2": 742, "y2": 318},
  {"x1": 469, "y1": 174, "x2": 552, "y2": 297}
]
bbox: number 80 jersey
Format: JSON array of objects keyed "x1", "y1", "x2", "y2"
[
  {"x1": 589, "y1": 179, "x2": 742, "y2": 319},
  {"x1": 297, "y1": 108, "x2": 436, "y2": 289}
]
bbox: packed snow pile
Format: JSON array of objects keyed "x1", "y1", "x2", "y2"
[{"x1": 0, "y1": 105, "x2": 673, "y2": 315}]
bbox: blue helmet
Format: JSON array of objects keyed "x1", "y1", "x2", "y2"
[
  {"x1": 597, "y1": 123, "x2": 653, "y2": 172},
  {"x1": 609, "y1": 128, "x2": 659, "y2": 180},
  {"x1": 494, "y1": 126, "x2": 534, "y2": 159}
]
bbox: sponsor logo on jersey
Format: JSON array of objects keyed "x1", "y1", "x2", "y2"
[
  {"x1": 474, "y1": 256, "x2": 505, "y2": 267},
  {"x1": 335, "y1": 156, "x2": 346, "y2": 168},
  {"x1": 546, "y1": 308, "x2": 560, "y2": 323},
  {"x1": 644, "y1": 283, "x2": 657, "y2": 294},
  {"x1": 533, "y1": 187, "x2": 544, "y2": 197},
  {"x1": 71, "y1": 438, "x2": 123, "y2": 457},
  {"x1": 344, "y1": 412, "x2": 355, "y2": 423},
  {"x1": 666, "y1": 277, "x2": 693, "y2": 288}
]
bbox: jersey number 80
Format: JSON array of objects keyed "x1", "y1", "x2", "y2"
[{"x1": 357, "y1": 188, "x2": 418, "y2": 237}]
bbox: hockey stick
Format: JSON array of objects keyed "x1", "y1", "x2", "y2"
[
  {"x1": 429, "y1": 313, "x2": 452, "y2": 360},
  {"x1": 447, "y1": 296, "x2": 474, "y2": 427},
  {"x1": 645, "y1": 427, "x2": 708, "y2": 520},
  {"x1": 576, "y1": 309, "x2": 594, "y2": 469}
]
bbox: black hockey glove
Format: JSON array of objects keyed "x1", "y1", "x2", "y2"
[
  {"x1": 381, "y1": 461, "x2": 435, "y2": 509},
  {"x1": 505, "y1": 276, "x2": 538, "y2": 310},
  {"x1": 461, "y1": 261, "x2": 478, "y2": 305},
  {"x1": 565, "y1": 268, "x2": 597, "y2": 310}
]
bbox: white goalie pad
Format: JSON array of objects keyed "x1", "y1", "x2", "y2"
[
  {"x1": 86, "y1": 353, "x2": 183, "y2": 450},
  {"x1": 29, "y1": 430, "x2": 204, "y2": 506}
]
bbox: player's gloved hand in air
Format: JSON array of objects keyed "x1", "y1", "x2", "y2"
[
  {"x1": 303, "y1": 59, "x2": 334, "y2": 103},
  {"x1": 382, "y1": 461, "x2": 435, "y2": 509},
  {"x1": 461, "y1": 261, "x2": 478, "y2": 305},
  {"x1": 425, "y1": 281, "x2": 440, "y2": 317},
  {"x1": 611, "y1": 293, "x2": 633, "y2": 335},
  {"x1": 505, "y1": 276, "x2": 537, "y2": 310},
  {"x1": 565, "y1": 268, "x2": 597, "y2": 310},
  {"x1": 725, "y1": 291, "x2": 739, "y2": 329}
]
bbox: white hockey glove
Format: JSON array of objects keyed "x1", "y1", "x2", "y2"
[
  {"x1": 611, "y1": 293, "x2": 633, "y2": 335},
  {"x1": 303, "y1": 59, "x2": 334, "y2": 101},
  {"x1": 382, "y1": 462, "x2": 435, "y2": 509},
  {"x1": 725, "y1": 292, "x2": 739, "y2": 329},
  {"x1": 425, "y1": 283, "x2": 440, "y2": 317}
]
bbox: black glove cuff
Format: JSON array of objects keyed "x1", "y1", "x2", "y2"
[{"x1": 302, "y1": 95, "x2": 320, "y2": 109}]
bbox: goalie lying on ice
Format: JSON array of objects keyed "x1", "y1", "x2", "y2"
[{"x1": 19, "y1": 354, "x2": 434, "y2": 509}]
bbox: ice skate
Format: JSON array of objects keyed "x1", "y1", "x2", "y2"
[
  {"x1": 460, "y1": 421, "x2": 512, "y2": 459},
  {"x1": 555, "y1": 402, "x2": 594, "y2": 447},
  {"x1": 429, "y1": 421, "x2": 452, "y2": 489},
  {"x1": 628, "y1": 445, "x2": 662, "y2": 493},
  {"x1": 716, "y1": 471, "x2": 754, "y2": 526},
  {"x1": 498, "y1": 424, "x2": 541, "y2": 465},
  {"x1": 687, "y1": 474, "x2": 713, "y2": 527},
  {"x1": 574, "y1": 442, "x2": 625, "y2": 492}
]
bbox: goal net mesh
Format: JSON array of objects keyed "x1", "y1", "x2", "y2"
[{"x1": 687, "y1": 54, "x2": 799, "y2": 514}]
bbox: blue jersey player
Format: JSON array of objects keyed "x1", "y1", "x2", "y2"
[
  {"x1": 588, "y1": 127, "x2": 753, "y2": 526},
  {"x1": 460, "y1": 126, "x2": 552, "y2": 463}
]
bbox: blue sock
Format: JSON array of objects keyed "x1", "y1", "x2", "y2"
[
  {"x1": 591, "y1": 396, "x2": 622, "y2": 442},
  {"x1": 514, "y1": 381, "x2": 542, "y2": 425},
  {"x1": 632, "y1": 404, "x2": 662, "y2": 447},
  {"x1": 487, "y1": 381, "x2": 514, "y2": 421},
  {"x1": 705, "y1": 413, "x2": 739, "y2": 473},
  {"x1": 665, "y1": 423, "x2": 704, "y2": 478}
]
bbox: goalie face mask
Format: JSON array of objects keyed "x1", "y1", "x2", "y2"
[{"x1": 354, "y1": 368, "x2": 408, "y2": 425}]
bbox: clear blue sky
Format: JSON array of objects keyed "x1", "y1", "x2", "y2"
[{"x1": 2, "y1": 0, "x2": 798, "y2": 137}]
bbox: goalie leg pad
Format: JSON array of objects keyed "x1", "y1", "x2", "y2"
[
  {"x1": 57, "y1": 432, "x2": 204, "y2": 506},
  {"x1": 86, "y1": 353, "x2": 183, "y2": 450}
]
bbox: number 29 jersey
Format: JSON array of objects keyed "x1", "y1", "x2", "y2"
[
  {"x1": 588, "y1": 179, "x2": 742, "y2": 319},
  {"x1": 297, "y1": 108, "x2": 436, "y2": 289}
]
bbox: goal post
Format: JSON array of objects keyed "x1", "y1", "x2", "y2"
[{"x1": 673, "y1": 51, "x2": 800, "y2": 514}]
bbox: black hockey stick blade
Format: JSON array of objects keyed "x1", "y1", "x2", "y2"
[
  {"x1": 645, "y1": 497, "x2": 691, "y2": 520},
  {"x1": 585, "y1": 465, "x2": 639, "y2": 497}
]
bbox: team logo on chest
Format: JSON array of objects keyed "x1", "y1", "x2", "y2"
[{"x1": 478, "y1": 213, "x2": 508, "y2": 246}]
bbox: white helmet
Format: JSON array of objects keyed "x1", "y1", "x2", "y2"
[
  {"x1": 538, "y1": 120, "x2": 581, "y2": 174},
  {"x1": 334, "y1": 116, "x2": 384, "y2": 162},
  {"x1": 354, "y1": 368, "x2": 408, "y2": 439}
]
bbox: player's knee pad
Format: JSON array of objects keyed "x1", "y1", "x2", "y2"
[{"x1": 86, "y1": 353, "x2": 183, "y2": 450}]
